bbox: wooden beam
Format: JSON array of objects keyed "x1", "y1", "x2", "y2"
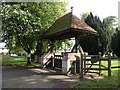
[
  {"x1": 80, "y1": 54, "x2": 84, "y2": 79},
  {"x1": 83, "y1": 68, "x2": 108, "y2": 70}
]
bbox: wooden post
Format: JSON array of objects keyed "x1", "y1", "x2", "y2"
[
  {"x1": 51, "y1": 55, "x2": 54, "y2": 67},
  {"x1": 75, "y1": 37, "x2": 79, "y2": 53},
  {"x1": 75, "y1": 45, "x2": 77, "y2": 53},
  {"x1": 71, "y1": 61, "x2": 76, "y2": 75},
  {"x1": 99, "y1": 52, "x2": 102, "y2": 76},
  {"x1": 53, "y1": 53, "x2": 55, "y2": 67},
  {"x1": 76, "y1": 56, "x2": 80, "y2": 73},
  {"x1": 79, "y1": 54, "x2": 81, "y2": 74},
  {"x1": 50, "y1": 40, "x2": 54, "y2": 53},
  {"x1": 108, "y1": 52, "x2": 111, "y2": 77},
  {"x1": 84, "y1": 54, "x2": 86, "y2": 74},
  {"x1": 80, "y1": 54, "x2": 84, "y2": 79}
]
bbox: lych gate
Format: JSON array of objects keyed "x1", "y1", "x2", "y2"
[{"x1": 41, "y1": 8, "x2": 101, "y2": 78}]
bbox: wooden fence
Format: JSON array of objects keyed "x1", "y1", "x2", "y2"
[{"x1": 80, "y1": 53, "x2": 111, "y2": 78}]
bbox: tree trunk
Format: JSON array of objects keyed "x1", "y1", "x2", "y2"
[
  {"x1": 26, "y1": 53, "x2": 31, "y2": 65},
  {"x1": 27, "y1": 57, "x2": 31, "y2": 65},
  {"x1": 31, "y1": 53, "x2": 35, "y2": 62},
  {"x1": 34, "y1": 40, "x2": 43, "y2": 63}
]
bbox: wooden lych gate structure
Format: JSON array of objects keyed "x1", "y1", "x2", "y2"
[
  {"x1": 42, "y1": 52, "x2": 112, "y2": 78},
  {"x1": 41, "y1": 8, "x2": 112, "y2": 78}
]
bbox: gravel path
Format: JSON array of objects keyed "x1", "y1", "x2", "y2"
[{"x1": 2, "y1": 66, "x2": 79, "y2": 89}]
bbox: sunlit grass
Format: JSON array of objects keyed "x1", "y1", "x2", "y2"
[
  {"x1": 74, "y1": 68, "x2": 120, "y2": 88},
  {"x1": 74, "y1": 58, "x2": 120, "y2": 88},
  {"x1": 1, "y1": 56, "x2": 42, "y2": 68},
  {"x1": 90, "y1": 59, "x2": 120, "y2": 75},
  {"x1": 1, "y1": 56, "x2": 26, "y2": 66}
]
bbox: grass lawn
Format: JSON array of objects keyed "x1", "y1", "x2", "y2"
[
  {"x1": 74, "y1": 58, "x2": 120, "y2": 88},
  {"x1": 1, "y1": 56, "x2": 26, "y2": 66},
  {"x1": 1, "y1": 55, "x2": 41, "y2": 67}
]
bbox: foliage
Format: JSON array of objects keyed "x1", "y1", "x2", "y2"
[
  {"x1": 54, "y1": 40, "x2": 71, "y2": 52},
  {"x1": 79, "y1": 12, "x2": 107, "y2": 55},
  {"x1": 1, "y1": 2, "x2": 67, "y2": 64},
  {"x1": 103, "y1": 16, "x2": 117, "y2": 53},
  {"x1": 80, "y1": 12, "x2": 89, "y2": 20},
  {"x1": 111, "y1": 30, "x2": 120, "y2": 57},
  {"x1": 79, "y1": 12, "x2": 117, "y2": 55}
]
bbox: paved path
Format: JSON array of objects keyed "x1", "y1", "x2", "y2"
[{"x1": 2, "y1": 66, "x2": 79, "y2": 88}]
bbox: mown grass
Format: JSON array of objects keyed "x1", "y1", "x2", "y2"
[
  {"x1": 1, "y1": 56, "x2": 41, "y2": 68},
  {"x1": 1, "y1": 56, "x2": 26, "y2": 66},
  {"x1": 74, "y1": 58, "x2": 120, "y2": 88}
]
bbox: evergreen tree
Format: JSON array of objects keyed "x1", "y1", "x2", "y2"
[
  {"x1": 111, "y1": 29, "x2": 120, "y2": 57},
  {"x1": 79, "y1": 12, "x2": 108, "y2": 55}
]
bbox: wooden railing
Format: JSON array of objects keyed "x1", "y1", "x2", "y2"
[{"x1": 54, "y1": 55, "x2": 63, "y2": 60}]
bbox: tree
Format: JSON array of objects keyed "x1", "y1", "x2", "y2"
[
  {"x1": 2, "y1": 2, "x2": 67, "y2": 65},
  {"x1": 80, "y1": 12, "x2": 89, "y2": 20},
  {"x1": 103, "y1": 16, "x2": 117, "y2": 53},
  {"x1": 80, "y1": 12, "x2": 117, "y2": 55},
  {"x1": 111, "y1": 28, "x2": 120, "y2": 57},
  {"x1": 79, "y1": 12, "x2": 108, "y2": 55}
]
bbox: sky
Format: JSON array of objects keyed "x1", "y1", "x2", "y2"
[{"x1": 66, "y1": 0, "x2": 119, "y2": 21}]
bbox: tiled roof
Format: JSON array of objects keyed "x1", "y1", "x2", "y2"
[{"x1": 44, "y1": 12, "x2": 97, "y2": 40}]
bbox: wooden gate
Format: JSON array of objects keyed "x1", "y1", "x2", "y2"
[
  {"x1": 54, "y1": 54, "x2": 63, "y2": 69},
  {"x1": 80, "y1": 53, "x2": 111, "y2": 79}
]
